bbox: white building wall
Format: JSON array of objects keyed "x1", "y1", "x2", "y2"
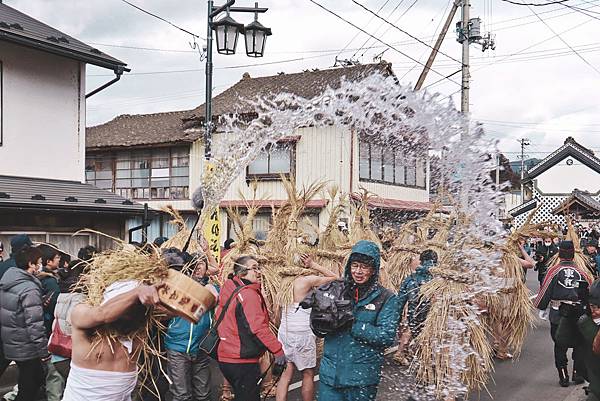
[
  {"x1": 0, "y1": 41, "x2": 85, "y2": 181},
  {"x1": 535, "y1": 157, "x2": 600, "y2": 194}
]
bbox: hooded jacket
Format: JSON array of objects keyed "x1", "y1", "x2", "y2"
[
  {"x1": 319, "y1": 240, "x2": 400, "y2": 388},
  {"x1": 0, "y1": 267, "x2": 49, "y2": 360},
  {"x1": 38, "y1": 269, "x2": 60, "y2": 336},
  {"x1": 397, "y1": 260, "x2": 434, "y2": 336},
  {"x1": 216, "y1": 276, "x2": 283, "y2": 363}
]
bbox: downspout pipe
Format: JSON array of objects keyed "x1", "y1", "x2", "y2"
[{"x1": 86, "y1": 65, "x2": 125, "y2": 98}]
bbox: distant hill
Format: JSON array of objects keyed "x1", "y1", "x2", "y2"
[{"x1": 509, "y1": 158, "x2": 541, "y2": 175}]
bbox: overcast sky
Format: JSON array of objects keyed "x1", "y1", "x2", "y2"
[{"x1": 6, "y1": 0, "x2": 600, "y2": 160}]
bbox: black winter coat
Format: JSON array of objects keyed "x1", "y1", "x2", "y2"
[{"x1": 0, "y1": 267, "x2": 49, "y2": 360}]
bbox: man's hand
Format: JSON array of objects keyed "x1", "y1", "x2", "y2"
[
  {"x1": 300, "y1": 254, "x2": 314, "y2": 269},
  {"x1": 272, "y1": 354, "x2": 287, "y2": 377},
  {"x1": 137, "y1": 285, "x2": 161, "y2": 306},
  {"x1": 199, "y1": 236, "x2": 209, "y2": 253}
]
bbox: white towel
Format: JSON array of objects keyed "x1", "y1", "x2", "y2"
[{"x1": 62, "y1": 363, "x2": 138, "y2": 401}]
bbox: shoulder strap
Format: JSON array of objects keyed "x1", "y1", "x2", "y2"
[
  {"x1": 373, "y1": 288, "x2": 393, "y2": 322},
  {"x1": 212, "y1": 284, "x2": 247, "y2": 330}
]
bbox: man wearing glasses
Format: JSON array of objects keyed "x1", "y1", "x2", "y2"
[{"x1": 318, "y1": 240, "x2": 400, "y2": 401}]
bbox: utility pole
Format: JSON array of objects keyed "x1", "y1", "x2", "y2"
[
  {"x1": 519, "y1": 138, "x2": 530, "y2": 201},
  {"x1": 414, "y1": 0, "x2": 461, "y2": 91},
  {"x1": 460, "y1": 0, "x2": 470, "y2": 114}
]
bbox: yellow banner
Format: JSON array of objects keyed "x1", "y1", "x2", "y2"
[{"x1": 203, "y1": 162, "x2": 221, "y2": 264}]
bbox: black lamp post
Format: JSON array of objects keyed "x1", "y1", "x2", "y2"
[{"x1": 204, "y1": 1, "x2": 270, "y2": 160}]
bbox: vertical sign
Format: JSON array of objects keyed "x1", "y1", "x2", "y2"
[{"x1": 203, "y1": 162, "x2": 221, "y2": 264}]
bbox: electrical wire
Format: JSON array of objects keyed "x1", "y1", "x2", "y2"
[
  {"x1": 335, "y1": 0, "x2": 393, "y2": 61},
  {"x1": 526, "y1": 4, "x2": 600, "y2": 76},
  {"x1": 120, "y1": 0, "x2": 202, "y2": 39},
  {"x1": 306, "y1": 0, "x2": 461, "y2": 87},
  {"x1": 352, "y1": 0, "x2": 407, "y2": 59},
  {"x1": 501, "y1": 0, "x2": 570, "y2": 5},
  {"x1": 352, "y1": 0, "x2": 464, "y2": 65}
]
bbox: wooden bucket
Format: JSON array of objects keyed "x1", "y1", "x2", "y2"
[{"x1": 158, "y1": 269, "x2": 216, "y2": 323}]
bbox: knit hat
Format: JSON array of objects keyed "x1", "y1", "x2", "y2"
[
  {"x1": 559, "y1": 240, "x2": 575, "y2": 260},
  {"x1": 10, "y1": 234, "x2": 32, "y2": 255}
]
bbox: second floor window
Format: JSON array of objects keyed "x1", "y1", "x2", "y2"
[
  {"x1": 86, "y1": 147, "x2": 189, "y2": 200},
  {"x1": 247, "y1": 142, "x2": 295, "y2": 180},
  {"x1": 359, "y1": 141, "x2": 426, "y2": 188}
]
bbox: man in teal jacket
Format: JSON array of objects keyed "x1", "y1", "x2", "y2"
[{"x1": 318, "y1": 240, "x2": 400, "y2": 401}]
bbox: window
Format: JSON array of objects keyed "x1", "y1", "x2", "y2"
[
  {"x1": 0, "y1": 61, "x2": 3, "y2": 146},
  {"x1": 358, "y1": 138, "x2": 426, "y2": 188},
  {"x1": 86, "y1": 147, "x2": 190, "y2": 200},
  {"x1": 247, "y1": 142, "x2": 295, "y2": 179}
]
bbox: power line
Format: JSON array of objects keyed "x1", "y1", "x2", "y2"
[
  {"x1": 501, "y1": 0, "x2": 570, "y2": 5},
  {"x1": 351, "y1": 0, "x2": 464, "y2": 65},
  {"x1": 306, "y1": 0, "x2": 461, "y2": 87},
  {"x1": 353, "y1": 0, "x2": 408, "y2": 59},
  {"x1": 120, "y1": 0, "x2": 202, "y2": 39},
  {"x1": 560, "y1": 3, "x2": 600, "y2": 20},
  {"x1": 526, "y1": 4, "x2": 600, "y2": 76},
  {"x1": 336, "y1": 0, "x2": 393, "y2": 61}
]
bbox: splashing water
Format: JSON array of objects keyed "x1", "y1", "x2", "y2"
[{"x1": 201, "y1": 71, "x2": 507, "y2": 399}]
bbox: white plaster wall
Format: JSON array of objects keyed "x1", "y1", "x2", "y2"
[
  {"x1": 535, "y1": 156, "x2": 600, "y2": 194},
  {"x1": 0, "y1": 41, "x2": 84, "y2": 181}
]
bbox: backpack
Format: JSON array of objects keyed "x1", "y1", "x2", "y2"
[
  {"x1": 300, "y1": 280, "x2": 392, "y2": 338},
  {"x1": 300, "y1": 280, "x2": 353, "y2": 338}
]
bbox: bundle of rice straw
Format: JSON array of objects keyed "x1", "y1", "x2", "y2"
[
  {"x1": 545, "y1": 215, "x2": 594, "y2": 279},
  {"x1": 349, "y1": 188, "x2": 381, "y2": 245},
  {"x1": 414, "y1": 261, "x2": 493, "y2": 400},
  {"x1": 484, "y1": 206, "x2": 550, "y2": 358},
  {"x1": 76, "y1": 241, "x2": 171, "y2": 399},
  {"x1": 160, "y1": 206, "x2": 202, "y2": 254},
  {"x1": 319, "y1": 186, "x2": 350, "y2": 251},
  {"x1": 261, "y1": 177, "x2": 328, "y2": 315}
]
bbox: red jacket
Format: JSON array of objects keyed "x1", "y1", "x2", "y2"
[{"x1": 216, "y1": 276, "x2": 283, "y2": 363}]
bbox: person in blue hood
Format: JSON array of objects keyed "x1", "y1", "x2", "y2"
[
  {"x1": 318, "y1": 240, "x2": 400, "y2": 401},
  {"x1": 397, "y1": 249, "x2": 438, "y2": 338}
]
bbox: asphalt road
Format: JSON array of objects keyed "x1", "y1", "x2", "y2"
[{"x1": 286, "y1": 271, "x2": 589, "y2": 401}]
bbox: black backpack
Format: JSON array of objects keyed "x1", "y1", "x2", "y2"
[{"x1": 300, "y1": 280, "x2": 354, "y2": 338}]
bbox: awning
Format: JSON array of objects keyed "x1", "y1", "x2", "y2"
[
  {"x1": 351, "y1": 193, "x2": 433, "y2": 212},
  {"x1": 0, "y1": 175, "x2": 147, "y2": 215},
  {"x1": 219, "y1": 199, "x2": 327, "y2": 209}
]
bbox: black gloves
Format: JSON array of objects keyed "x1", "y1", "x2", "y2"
[{"x1": 272, "y1": 354, "x2": 287, "y2": 377}]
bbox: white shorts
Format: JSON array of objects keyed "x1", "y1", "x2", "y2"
[{"x1": 277, "y1": 330, "x2": 317, "y2": 371}]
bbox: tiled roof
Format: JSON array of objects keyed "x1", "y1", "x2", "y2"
[
  {"x1": 525, "y1": 137, "x2": 600, "y2": 180},
  {"x1": 0, "y1": 175, "x2": 147, "y2": 215},
  {"x1": 85, "y1": 62, "x2": 392, "y2": 149},
  {"x1": 0, "y1": 3, "x2": 126, "y2": 71},
  {"x1": 86, "y1": 110, "x2": 195, "y2": 150},
  {"x1": 350, "y1": 193, "x2": 433, "y2": 212},
  {"x1": 552, "y1": 189, "x2": 600, "y2": 216},
  {"x1": 185, "y1": 62, "x2": 393, "y2": 123}
]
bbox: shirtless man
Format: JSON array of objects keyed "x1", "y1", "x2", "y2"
[
  {"x1": 275, "y1": 254, "x2": 339, "y2": 401},
  {"x1": 63, "y1": 282, "x2": 162, "y2": 401}
]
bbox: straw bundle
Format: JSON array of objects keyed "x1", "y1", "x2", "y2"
[
  {"x1": 349, "y1": 188, "x2": 380, "y2": 245},
  {"x1": 160, "y1": 206, "x2": 202, "y2": 254},
  {"x1": 319, "y1": 187, "x2": 350, "y2": 250},
  {"x1": 414, "y1": 271, "x2": 493, "y2": 399},
  {"x1": 76, "y1": 244, "x2": 171, "y2": 399},
  {"x1": 545, "y1": 215, "x2": 594, "y2": 280}
]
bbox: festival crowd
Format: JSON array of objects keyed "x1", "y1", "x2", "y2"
[{"x1": 0, "y1": 224, "x2": 599, "y2": 401}]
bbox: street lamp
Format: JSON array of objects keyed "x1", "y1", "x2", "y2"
[
  {"x1": 204, "y1": 1, "x2": 271, "y2": 160},
  {"x1": 213, "y1": 13, "x2": 244, "y2": 55},
  {"x1": 244, "y1": 16, "x2": 272, "y2": 57}
]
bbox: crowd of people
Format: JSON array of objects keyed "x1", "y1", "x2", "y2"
[{"x1": 1, "y1": 222, "x2": 600, "y2": 401}]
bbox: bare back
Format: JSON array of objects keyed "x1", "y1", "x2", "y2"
[{"x1": 70, "y1": 304, "x2": 139, "y2": 373}]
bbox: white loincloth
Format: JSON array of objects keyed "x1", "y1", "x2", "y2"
[
  {"x1": 277, "y1": 303, "x2": 316, "y2": 371},
  {"x1": 62, "y1": 363, "x2": 138, "y2": 401}
]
